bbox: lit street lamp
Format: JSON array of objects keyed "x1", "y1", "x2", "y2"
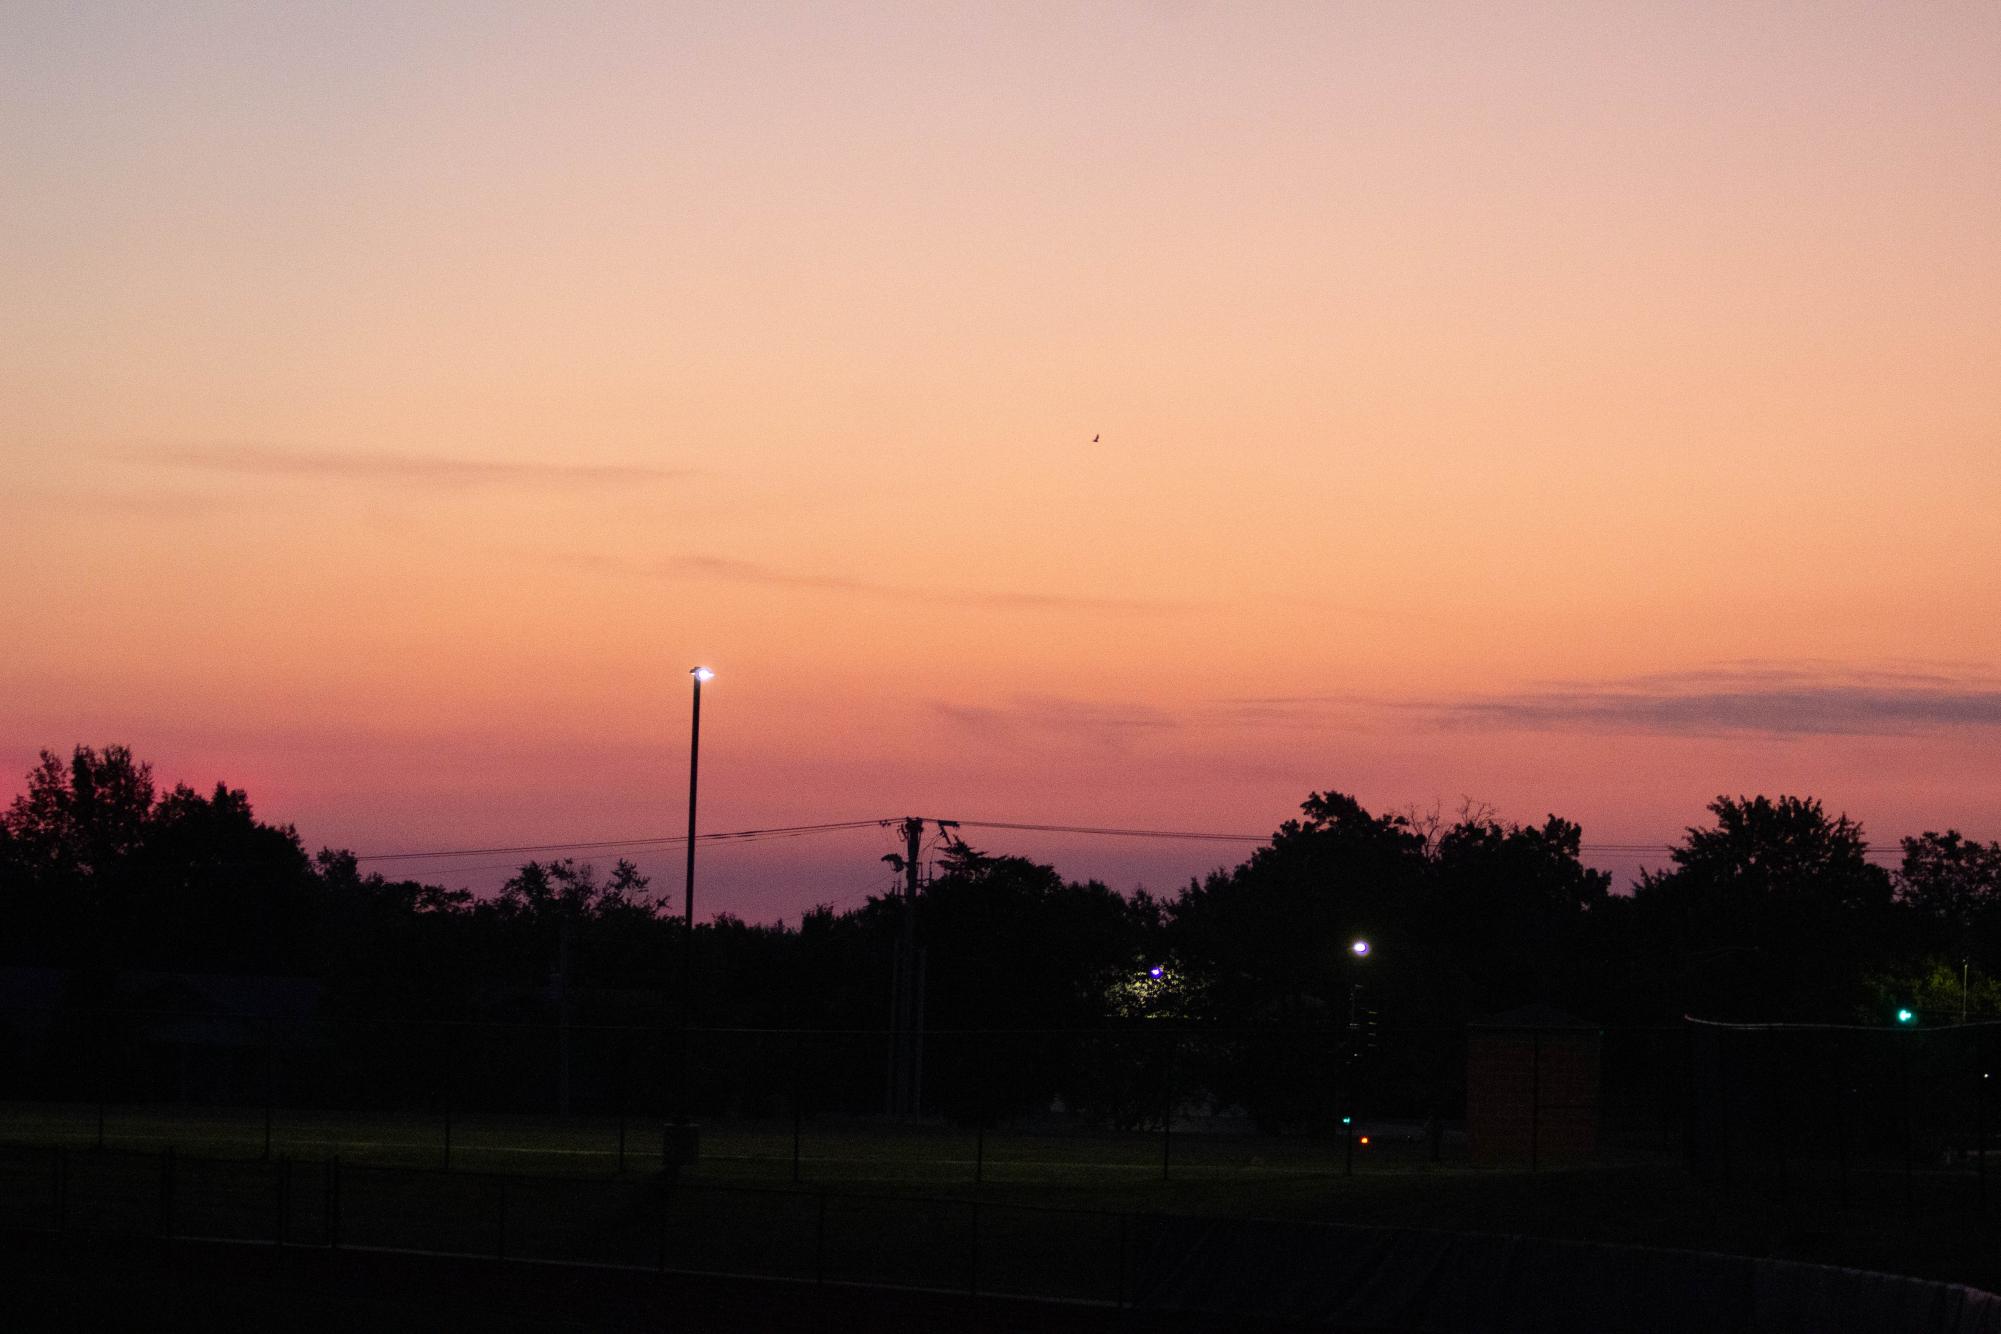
[
  {"x1": 1346, "y1": 938, "x2": 1371, "y2": 1028},
  {"x1": 684, "y1": 665, "x2": 713, "y2": 954},
  {"x1": 1339, "y1": 937, "x2": 1374, "y2": 1170},
  {"x1": 668, "y1": 665, "x2": 713, "y2": 1169}
]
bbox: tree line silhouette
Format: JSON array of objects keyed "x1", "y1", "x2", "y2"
[{"x1": 4, "y1": 745, "x2": 1999, "y2": 1124}]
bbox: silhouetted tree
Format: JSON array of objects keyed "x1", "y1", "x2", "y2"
[
  {"x1": 3, "y1": 745, "x2": 155, "y2": 900},
  {"x1": 12, "y1": 745, "x2": 1982, "y2": 1128},
  {"x1": 915, "y1": 839, "x2": 1142, "y2": 1120},
  {"x1": 1160, "y1": 792, "x2": 1431, "y2": 1129},
  {"x1": 1, "y1": 746, "x2": 325, "y2": 973},
  {"x1": 1897, "y1": 831, "x2": 2001, "y2": 951},
  {"x1": 1629, "y1": 795, "x2": 1896, "y2": 1022},
  {"x1": 129, "y1": 781, "x2": 316, "y2": 970},
  {"x1": 1169, "y1": 791, "x2": 1429, "y2": 1029},
  {"x1": 1430, "y1": 814, "x2": 1614, "y2": 1020}
]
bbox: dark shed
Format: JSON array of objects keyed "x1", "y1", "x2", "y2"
[{"x1": 1466, "y1": 1002, "x2": 1600, "y2": 1165}]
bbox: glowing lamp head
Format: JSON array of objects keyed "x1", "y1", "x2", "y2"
[
  {"x1": 690, "y1": 666, "x2": 715, "y2": 683},
  {"x1": 1897, "y1": 1007, "x2": 1916, "y2": 1024},
  {"x1": 1149, "y1": 966, "x2": 1165, "y2": 980},
  {"x1": 1350, "y1": 940, "x2": 1371, "y2": 959}
]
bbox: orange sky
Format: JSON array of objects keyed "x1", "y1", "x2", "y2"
[{"x1": 5, "y1": 3, "x2": 1998, "y2": 919}]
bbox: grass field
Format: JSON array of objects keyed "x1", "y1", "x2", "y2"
[
  {"x1": 0, "y1": 1100, "x2": 1413, "y2": 1184},
  {"x1": 8, "y1": 1099, "x2": 2001, "y2": 1295}
]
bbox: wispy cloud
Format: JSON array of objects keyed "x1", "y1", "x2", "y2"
[
  {"x1": 1602, "y1": 660, "x2": 1982, "y2": 692},
  {"x1": 936, "y1": 694, "x2": 1181, "y2": 747},
  {"x1": 14, "y1": 488, "x2": 250, "y2": 519},
  {"x1": 1420, "y1": 662, "x2": 2001, "y2": 737},
  {"x1": 1209, "y1": 693, "x2": 1384, "y2": 726},
  {"x1": 141, "y1": 444, "x2": 689, "y2": 489},
  {"x1": 567, "y1": 551, "x2": 1188, "y2": 615}
]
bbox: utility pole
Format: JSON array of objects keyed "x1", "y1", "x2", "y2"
[
  {"x1": 556, "y1": 915, "x2": 573, "y2": 1118},
  {"x1": 666, "y1": 666, "x2": 712, "y2": 1169},
  {"x1": 886, "y1": 817, "x2": 928, "y2": 1117}
]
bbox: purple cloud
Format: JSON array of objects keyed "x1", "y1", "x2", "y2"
[{"x1": 146, "y1": 444, "x2": 688, "y2": 488}]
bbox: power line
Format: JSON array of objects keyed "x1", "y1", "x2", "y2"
[
  {"x1": 951, "y1": 820, "x2": 1904, "y2": 863},
  {"x1": 946, "y1": 818, "x2": 1267, "y2": 843},
  {"x1": 354, "y1": 819, "x2": 888, "y2": 864},
  {"x1": 958, "y1": 819, "x2": 1663, "y2": 852},
  {"x1": 351, "y1": 813, "x2": 1909, "y2": 868},
  {"x1": 945, "y1": 820, "x2": 1902, "y2": 861}
]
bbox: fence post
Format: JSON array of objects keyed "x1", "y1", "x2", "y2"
[
  {"x1": 1115, "y1": 1212, "x2": 1129, "y2": 1311},
  {"x1": 160, "y1": 1147, "x2": 175, "y2": 1239},
  {"x1": 815, "y1": 1190, "x2": 828, "y2": 1288},
  {"x1": 442, "y1": 1038, "x2": 454, "y2": 1172},
  {"x1": 1901, "y1": 1035, "x2": 1914, "y2": 1208},
  {"x1": 274, "y1": 1158, "x2": 288, "y2": 1247},
  {"x1": 1717, "y1": 1028, "x2": 1733, "y2": 1189},
  {"x1": 1160, "y1": 1037, "x2": 1175, "y2": 1183},
  {"x1": 967, "y1": 1197, "x2": 980, "y2": 1297},
  {"x1": 1770, "y1": 1027, "x2": 1787, "y2": 1203},
  {"x1": 791, "y1": 1032, "x2": 803, "y2": 1186},
  {"x1": 52, "y1": 1145, "x2": 65, "y2": 1232},
  {"x1": 328, "y1": 1155, "x2": 341, "y2": 1249},
  {"x1": 1530, "y1": 1030, "x2": 1541, "y2": 1173},
  {"x1": 616, "y1": 1033, "x2": 628, "y2": 1174},
  {"x1": 495, "y1": 1177, "x2": 508, "y2": 1261},
  {"x1": 1681, "y1": 1023, "x2": 1696, "y2": 1177},
  {"x1": 979, "y1": 1033, "x2": 997, "y2": 1186},
  {"x1": 1979, "y1": 1033, "x2": 1988, "y2": 1218},
  {"x1": 95, "y1": 1012, "x2": 107, "y2": 1151},
  {"x1": 1659, "y1": 1027, "x2": 1673, "y2": 1154},
  {"x1": 263, "y1": 1031, "x2": 276, "y2": 1162},
  {"x1": 1832, "y1": 1039, "x2": 1849, "y2": 1209}
]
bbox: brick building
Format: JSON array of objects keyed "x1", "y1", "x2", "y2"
[{"x1": 1466, "y1": 1002, "x2": 1601, "y2": 1166}]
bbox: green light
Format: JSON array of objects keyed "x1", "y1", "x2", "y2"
[
  {"x1": 1341, "y1": 1116, "x2": 1352, "y2": 1125},
  {"x1": 1897, "y1": 1008, "x2": 1916, "y2": 1024}
]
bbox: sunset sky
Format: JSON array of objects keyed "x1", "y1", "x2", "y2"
[{"x1": 5, "y1": 3, "x2": 1998, "y2": 921}]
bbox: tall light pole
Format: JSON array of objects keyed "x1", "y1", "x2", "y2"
[
  {"x1": 669, "y1": 665, "x2": 713, "y2": 1168},
  {"x1": 1346, "y1": 939, "x2": 1371, "y2": 1039},
  {"x1": 1342, "y1": 939, "x2": 1371, "y2": 1175}
]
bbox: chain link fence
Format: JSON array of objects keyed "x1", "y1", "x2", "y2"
[
  {"x1": 1686, "y1": 1019, "x2": 2001, "y2": 1217},
  {"x1": 0, "y1": 1006, "x2": 1709, "y2": 1183},
  {"x1": 7, "y1": 1140, "x2": 2000, "y2": 1333}
]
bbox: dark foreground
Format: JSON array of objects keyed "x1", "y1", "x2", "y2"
[
  {"x1": 0, "y1": 1230, "x2": 1196, "y2": 1334},
  {"x1": 8, "y1": 1220, "x2": 2001, "y2": 1334},
  {"x1": 8, "y1": 1148, "x2": 2001, "y2": 1333}
]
